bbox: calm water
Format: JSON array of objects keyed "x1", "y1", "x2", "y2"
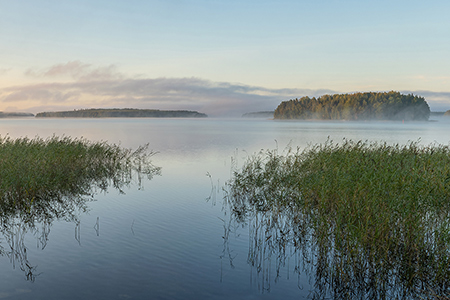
[{"x1": 1, "y1": 117, "x2": 450, "y2": 299}]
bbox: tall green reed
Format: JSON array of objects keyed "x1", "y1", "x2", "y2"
[
  {"x1": 0, "y1": 135, "x2": 160, "y2": 222},
  {"x1": 227, "y1": 139, "x2": 450, "y2": 299}
]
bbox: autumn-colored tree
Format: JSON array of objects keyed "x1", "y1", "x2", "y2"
[{"x1": 274, "y1": 91, "x2": 430, "y2": 121}]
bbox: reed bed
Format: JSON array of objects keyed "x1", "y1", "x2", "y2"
[
  {"x1": 0, "y1": 135, "x2": 160, "y2": 280},
  {"x1": 227, "y1": 139, "x2": 450, "y2": 299},
  {"x1": 0, "y1": 135, "x2": 160, "y2": 222}
]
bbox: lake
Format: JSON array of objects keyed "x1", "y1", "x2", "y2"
[{"x1": 1, "y1": 117, "x2": 450, "y2": 299}]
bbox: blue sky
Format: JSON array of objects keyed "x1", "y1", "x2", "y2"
[{"x1": 1, "y1": 0, "x2": 449, "y2": 116}]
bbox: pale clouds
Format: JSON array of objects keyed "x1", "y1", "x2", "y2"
[
  {"x1": 0, "y1": 72, "x2": 336, "y2": 116},
  {"x1": 2, "y1": 62, "x2": 450, "y2": 115},
  {"x1": 25, "y1": 61, "x2": 124, "y2": 81},
  {"x1": 0, "y1": 68, "x2": 11, "y2": 75}
]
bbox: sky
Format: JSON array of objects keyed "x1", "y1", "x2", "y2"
[{"x1": 1, "y1": 0, "x2": 449, "y2": 116}]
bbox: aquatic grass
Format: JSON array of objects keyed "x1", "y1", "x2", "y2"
[
  {"x1": 227, "y1": 139, "x2": 450, "y2": 298},
  {"x1": 0, "y1": 135, "x2": 160, "y2": 222},
  {"x1": 0, "y1": 135, "x2": 160, "y2": 281}
]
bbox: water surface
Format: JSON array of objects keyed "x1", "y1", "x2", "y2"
[{"x1": 1, "y1": 117, "x2": 450, "y2": 299}]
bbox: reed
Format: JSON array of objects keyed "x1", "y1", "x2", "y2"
[
  {"x1": 0, "y1": 135, "x2": 160, "y2": 221},
  {"x1": 227, "y1": 139, "x2": 450, "y2": 298},
  {"x1": 0, "y1": 135, "x2": 160, "y2": 281}
]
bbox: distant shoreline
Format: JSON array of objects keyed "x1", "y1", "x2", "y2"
[
  {"x1": 0, "y1": 109, "x2": 449, "y2": 120},
  {"x1": 35, "y1": 108, "x2": 208, "y2": 118},
  {"x1": 0, "y1": 112, "x2": 35, "y2": 118}
]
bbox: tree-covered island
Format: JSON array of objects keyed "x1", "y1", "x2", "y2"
[
  {"x1": 0, "y1": 112, "x2": 34, "y2": 118},
  {"x1": 35, "y1": 108, "x2": 207, "y2": 118},
  {"x1": 274, "y1": 91, "x2": 430, "y2": 121}
]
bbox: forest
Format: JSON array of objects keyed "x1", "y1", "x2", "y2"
[
  {"x1": 35, "y1": 108, "x2": 207, "y2": 118},
  {"x1": 242, "y1": 111, "x2": 274, "y2": 118},
  {"x1": 274, "y1": 91, "x2": 430, "y2": 121}
]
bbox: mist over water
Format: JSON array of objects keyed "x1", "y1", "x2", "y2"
[{"x1": 1, "y1": 117, "x2": 450, "y2": 299}]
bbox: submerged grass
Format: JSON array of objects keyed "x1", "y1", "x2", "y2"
[{"x1": 227, "y1": 139, "x2": 450, "y2": 299}]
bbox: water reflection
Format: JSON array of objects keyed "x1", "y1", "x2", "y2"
[
  {"x1": 0, "y1": 138, "x2": 160, "y2": 281},
  {"x1": 222, "y1": 175, "x2": 450, "y2": 299}
]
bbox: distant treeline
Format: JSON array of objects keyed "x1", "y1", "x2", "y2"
[
  {"x1": 242, "y1": 111, "x2": 274, "y2": 118},
  {"x1": 274, "y1": 91, "x2": 430, "y2": 121},
  {"x1": 0, "y1": 112, "x2": 34, "y2": 118},
  {"x1": 36, "y1": 108, "x2": 207, "y2": 118},
  {"x1": 431, "y1": 112, "x2": 446, "y2": 117}
]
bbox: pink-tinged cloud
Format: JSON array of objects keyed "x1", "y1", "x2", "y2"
[
  {"x1": 2, "y1": 62, "x2": 449, "y2": 116},
  {"x1": 1, "y1": 75, "x2": 338, "y2": 116}
]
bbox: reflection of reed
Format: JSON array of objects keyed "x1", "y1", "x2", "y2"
[
  {"x1": 75, "y1": 221, "x2": 81, "y2": 245},
  {"x1": 205, "y1": 172, "x2": 219, "y2": 205},
  {"x1": 219, "y1": 215, "x2": 235, "y2": 283},
  {"x1": 224, "y1": 195, "x2": 450, "y2": 299},
  {"x1": 37, "y1": 222, "x2": 51, "y2": 250},
  {"x1": 222, "y1": 193, "x2": 312, "y2": 294},
  {"x1": 94, "y1": 217, "x2": 100, "y2": 236},
  {"x1": 1, "y1": 220, "x2": 41, "y2": 282}
]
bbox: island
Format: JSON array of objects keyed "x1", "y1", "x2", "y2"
[
  {"x1": 274, "y1": 91, "x2": 430, "y2": 121},
  {"x1": 430, "y1": 111, "x2": 446, "y2": 117},
  {"x1": 242, "y1": 111, "x2": 274, "y2": 118},
  {"x1": 0, "y1": 112, "x2": 34, "y2": 118},
  {"x1": 35, "y1": 108, "x2": 207, "y2": 118}
]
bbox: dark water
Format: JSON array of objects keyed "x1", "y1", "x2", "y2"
[{"x1": 1, "y1": 117, "x2": 450, "y2": 299}]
